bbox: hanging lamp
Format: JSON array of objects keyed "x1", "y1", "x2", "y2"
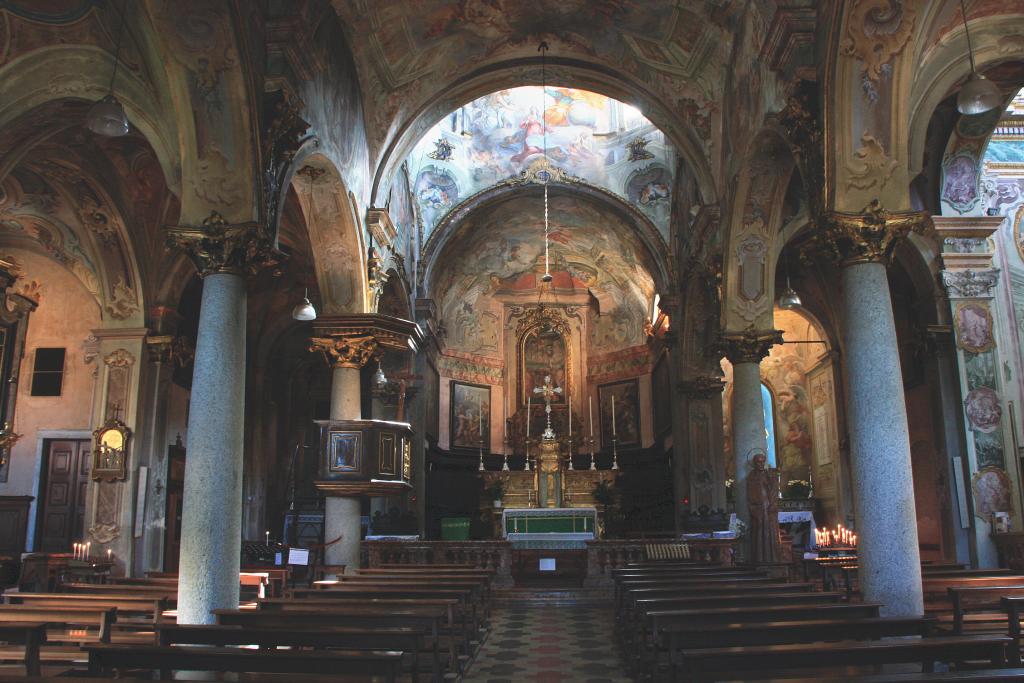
[
  {"x1": 956, "y1": 0, "x2": 1002, "y2": 115},
  {"x1": 87, "y1": 0, "x2": 130, "y2": 137},
  {"x1": 778, "y1": 250, "x2": 801, "y2": 310},
  {"x1": 292, "y1": 287, "x2": 317, "y2": 321},
  {"x1": 538, "y1": 42, "x2": 553, "y2": 283}
]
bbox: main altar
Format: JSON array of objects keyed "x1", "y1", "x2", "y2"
[{"x1": 480, "y1": 375, "x2": 615, "y2": 550}]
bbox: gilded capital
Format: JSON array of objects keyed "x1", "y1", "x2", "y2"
[
  {"x1": 804, "y1": 200, "x2": 931, "y2": 267},
  {"x1": 678, "y1": 375, "x2": 726, "y2": 399},
  {"x1": 718, "y1": 328, "x2": 783, "y2": 364},
  {"x1": 166, "y1": 211, "x2": 283, "y2": 278},
  {"x1": 310, "y1": 334, "x2": 380, "y2": 369}
]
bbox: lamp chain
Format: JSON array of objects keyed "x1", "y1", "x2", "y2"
[
  {"x1": 108, "y1": 0, "x2": 128, "y2": 94},
  {"x1": 539, "y1": 41, "x2": 552, "y2": 282}
]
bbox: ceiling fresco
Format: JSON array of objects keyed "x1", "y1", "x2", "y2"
[
  {"x1": 408, "y1": 86, "x2": 675, "y2": 241},
  {"x1": 428, "y1": 191, "x2": 658, "y2": 356},
  {"x1": 333, "y1": 0, "x2": 753, "y2": 172}
]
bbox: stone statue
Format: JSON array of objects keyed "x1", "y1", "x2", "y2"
[{"x1": 746, "y1": 452, "x2": 782, "y2": 563}]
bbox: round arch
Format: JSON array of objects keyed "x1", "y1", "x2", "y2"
[{"x1": 370, "y1": 57, "x2": 718, "y2": 210}]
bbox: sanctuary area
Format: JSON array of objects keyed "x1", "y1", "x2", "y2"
[{"x1": 3, "y1": 1, "x2": 1024, "y2": 681}]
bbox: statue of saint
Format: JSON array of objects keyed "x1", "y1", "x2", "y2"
[
  {"x1": 537, "y1": 438, "x2": 563, "y2": 508},
  {"x1": 747, "y1": 452, "x2": 782, "y2": 563}
]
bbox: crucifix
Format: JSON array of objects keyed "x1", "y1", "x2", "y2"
[{"x1": 533, "y1": 374, "x2": 562, "y2": 440}]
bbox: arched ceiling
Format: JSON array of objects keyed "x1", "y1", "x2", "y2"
[
  {"x1": 427, "y1": 189, "x2": 661, "y2": 354},
  {"x1": 407, "y1": 86, "x2": 676, "y2": 241}
]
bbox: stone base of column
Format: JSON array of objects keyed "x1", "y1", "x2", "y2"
[{"x1": 324, "y1": 496, "x2": 362, "y2": 573}]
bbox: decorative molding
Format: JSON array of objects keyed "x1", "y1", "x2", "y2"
[
  {"x1": 717, "y1": 328, "x2": 783, "y2": 365},
  {"x1": 310, "y1": 335, "x2": 380, "y2": 369},
  {"x1": 146, "y1": 335, "x2": 194, "y2": 366},
  {"x1": 803, "y1": 200, "x2": 931, "y2": 266},
  {"x1": 941, "y1": 269, "x2": 1000, "y2": 299},
  {"x1": 509, "y1": 304, "x2": 578, "y2": 339},
  {"x1": 103, "y1": 349, "x2": 136, "y2": 368},
  {"x1": 678, "y1": 375, "x2": 726, "y2": 399},
  {"x1": 840, "y1": 0, "x2": 917, "y2": 83},
  {"x1": 86, "y1": 523, "x2": 119, "y2": 545},
  {"x1": 105, "y1": 278, "x2": 140, "y2": 320},
  {"x1": 166, "y1": 212, "x2": 283, "y2": 278},
  {"x1": 846, "y1": 132, "x2": 899, "y2": 191}
]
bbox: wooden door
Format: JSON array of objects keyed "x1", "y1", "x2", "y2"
[
  {"x1": 36, "y1": 440, "x2": 90, "y2": 553},
  {"x1": 163, "y1": 444, "x2": 186, "y2": 571}
]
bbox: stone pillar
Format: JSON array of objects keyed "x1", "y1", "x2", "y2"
[
  {"x1": 808, "y1": 204, "x2": 930, "y2": 616},
  {"x1": 167, "y1": 213, "x2": 281, "y2": 624},
  {"x1": 719, "y1": 330, "x2": 781, "y2": 527},
  {"x1": 678, "y1": 376, "x2": 727, "y2": 517},
  {"x1": 310, "y1": 334, "x2": 380, "y2": 571}
]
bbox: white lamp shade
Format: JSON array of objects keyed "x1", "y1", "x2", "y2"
[
  {"x1": 291, "y1": 298, "x2": 316, "y2": 321},
  {"x1": 86, "y1": 94, "x2": 130, "y2": 137},
  {"x1": 957, "y1": 72, "x2": 1003, "y2": 115},
  {"x1": 778, "y1": 286, "x2": 802, "y2": 310}
]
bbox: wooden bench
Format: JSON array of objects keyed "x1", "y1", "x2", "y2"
[
  {"x1": 84, "y1": 642, "x2": 404, "y2": 682},
  {"x1": 678, "y1": 634, "x2": 1011, "y2": 683},
  {"x1": 289, "y1": 585, "x2": 485, "y2": 634},
  {"x1": 925, "y1": 576, "x2": 1024, "y2": 613},
  {"x1": 5, "y1": 593, "x2": 170, "y2": 626},
  {"x1": 947, "y1": 585, "x2": 1024, "y2": 637},
  {"x1": 663, "y1": 616, "x2": 935, "y2": 681},
  {"x1": 155, "y1": 623, "x2": 431, "y2": 683},
  {"x1": 715, "y1": 668, "x2": 1024, "y2": 682},
  {"x1": 617, "y1": 582, "x2": 815, "y2": 625},
  {"x1": 0, "y1": 623, "x2": 46, "y2": 676},
  {"x1": 1000, "y1": 595, "x2": 1024, "y2": 665}
]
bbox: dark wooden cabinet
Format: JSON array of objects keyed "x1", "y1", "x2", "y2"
[
  {"x1": 0, "y1": 495, "x2": 32, "y2": 555},
  {"x1": 36, "y1": 440, "x2": 89, "y2": 553}
]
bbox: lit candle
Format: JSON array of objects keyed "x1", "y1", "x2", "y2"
[
  {"x1": 611, "y1": 394, "x2": 617, "y2": 437},
  {"x1": 107, "y1": 549, "x2": 112, "y2": 563},
  {"x1": 85, "y1": 542, "x2": 91, "y2": 560},
  {"x1": 526, "y1": 397, "x2": 531, "y2": 439},
  {"x1": 73, "y1": 543, "x2": 78, "y2": 560},
  {"x1": 588, "y1": 396, "x2": 594, "y2": 437},
  {"x1": 265, "y1": 530, "x2": 270, "y2": 545},
  {"x1": 568, "y1": 393, "x2": 572, "y2": 437}
]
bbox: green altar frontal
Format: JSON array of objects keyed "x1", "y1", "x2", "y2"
[{"x1": 502, "y1": 508, "x2": 597, "y2": 548}]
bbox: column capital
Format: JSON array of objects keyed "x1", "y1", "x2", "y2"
[
  {"x1": 803, "y1": 200, "x2": 931, "y2": 267},
  {"x1": 166, "y1": 211, "x2": 283, "y2": 278},
  {"x1": 941, "y1": 268, "x2": 1001, "y2": 299},
  {"x1": 310, "y1": 335, "x2": 380, "y2": 369},
  {"x1": 677, "y1": 375, "x2": 726, "y2": 399},
  {"x1": 718, "y1": 328, "x2": 783, "y2": 364},
  {"x1": 146, "y1": 334, "x2": 194, "y2": 366}
]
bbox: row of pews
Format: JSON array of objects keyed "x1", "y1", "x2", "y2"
[
  {"x1": 615, "y1": 555, "x2": 1024, "y2": 682},
  {"x1": 0, "y1": 563, "x2": 494, "y2": 681}
]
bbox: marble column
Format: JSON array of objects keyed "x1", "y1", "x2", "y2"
[
  {"x1": 310, "y1": 335, "x2": 380, "y2": 571},
  {"x1": 167, "y1": 215, "x2": 280, "y2": 624},
  {"x1": 812, "y1": 206, "x2": 929, "y2": 617},
  {"x1": 720, "y1": 331, "x2": 781, "y2": 527},
  {"x1": 177, "y1": 272, "x2": 247, "y2": 624}
]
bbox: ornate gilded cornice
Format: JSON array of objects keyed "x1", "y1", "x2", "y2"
[
  {"x1": 310, "y1": 335, "x2": 380, "y2": 369},
  {"x1": 678, "y1": 375, "x2": 726, "y2": 399},
  {"x1": 146, "y1": 335, "x2": 195, "y2": 366},
  {"x1": 166, "y1": 212, "x2": 283, "y2": 278},
  {"x1": 717, "y1": 328, "x2": 783, "y2": 364},
  {"x1": 941, "y1": 269, "x2": 1000, "y2": 299},
  {"x1": 803, "y1": 200, "x2": 931, "y2": 267}
]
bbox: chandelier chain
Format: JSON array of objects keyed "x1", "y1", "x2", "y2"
[{"x1": 538, "y1": 41, "x2": 552, "y2": 282}]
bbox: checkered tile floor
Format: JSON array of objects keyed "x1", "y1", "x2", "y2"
[{"x1": 464, "y1": 606, "x2": 634, "y2": 682}]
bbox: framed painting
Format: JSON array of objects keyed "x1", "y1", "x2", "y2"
[
  {"x1": 599, "y1": 378, "x2": 640, "y2": 449},
  {"x1": 450, "y1": 381, "x2": 490, "y2": 452},
  {"x1": 328, "y1": 431, "x2": 361, "y2": 473},
  {"x1": 520, "y1": 327, "x2": 568, "y2": 406},
  {"x1": 955, "y1": 302, "x2": 995, "y2": 354}
]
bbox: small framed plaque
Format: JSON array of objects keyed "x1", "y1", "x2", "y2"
[{"x1": 328, "y1": 431, "x2": 361, "y2": 473}]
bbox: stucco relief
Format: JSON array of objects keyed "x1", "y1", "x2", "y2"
[
  {"x1": 840, "y1": 0, "x2": 917, "y2": 83},
  {"x1": 847, "y1": 131, "x2": 899, "y2": 191}
]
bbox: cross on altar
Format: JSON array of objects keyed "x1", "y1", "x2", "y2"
[{"x1": 533, "y1": 374, "x2": 562, "y2": 440}]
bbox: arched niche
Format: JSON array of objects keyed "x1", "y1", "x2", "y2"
[{"x1": 518, "y1": 322, "x2": 570, "y2": 408}]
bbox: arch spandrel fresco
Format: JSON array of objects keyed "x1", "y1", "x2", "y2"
[{"x1": 407, "y1": 86, "x2": 676, "y2": 242}]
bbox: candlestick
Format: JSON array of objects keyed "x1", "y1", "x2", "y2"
[
  {"x1": 504, "y1": 394, "x2": 508, "y2": 437},
  {"x1": 611, "y1": 436, "x2": 619, "y2": 470},
  {"x1": 611, "y1": 394, "x2": 617, "y2": 437},
  {"x1": 478, "y1": 395, "x2": 483, "y2": 438},
  {"x1": 107, "y1": 548, "x2": 112, "y2": 563},
  {"x1": 568, "y1": 394, "x2": 572, "y2": 438},
  {"x1": 265, "y1": 530, "x2": 270, "y2": 545},
  {"x1": 588, "y1": 396, "x2": 594, "y2": 437},
  {"x1": 526, "y1": 397, "x2": 531, "y2": 440}
]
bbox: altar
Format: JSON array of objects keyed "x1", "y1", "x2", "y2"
[{"x1": 502, "y1": 507, "x2": 597, "y2": 549}]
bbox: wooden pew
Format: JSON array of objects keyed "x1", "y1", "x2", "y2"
[
  {"x1": 663, "y1": 616, "x2": 935, "y2": 681},
  {"x1": 947, "y1": 585, "x2": 1024, "y2": 637},
  {"x1": 677, "y1": 634, "x2": 1011, "y2": 682},
  {"x1": 5, "y1": 593, "x2": 170, "y2": 626},
  {"x1": 155, "y1": 623, "x2": 431, "y2": 683},
  {"x1": 215, "y1": 606, "x2": 454, "y2": 673},
  {"x1": 0, "y1": 605, "x2": 117, "y2": 673},
  {"x1": 720, "y1": 670, "x2": 1024, "y2": 682},
  {"x1": 0, "y1": 623, "x2": 46, "y2": 676},
  {"x1": 1000, "y1": 595, "x2": 1024, "y2": 665},
  {"x1": 924, "y1": 576, "x2": 1024, "y2": 612},
  {"x1": 84, "y1": 643, "x2": 404, "y2": 682},
  {"x1": 147, "y1": 567, "x2": 289, "y2": 597}
]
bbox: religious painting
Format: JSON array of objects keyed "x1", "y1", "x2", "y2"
[
  {"x1": 328, "y1": 431, "x2": 361, "y2": 473},
  {"x1": 972, "y1": 466, "x2": 1013, "y2": 520},
  {"x1": 379, "y1": 432, "x2": 397, "y2": 476},
  {"x1": 414, "y1": 166, "x2": 458, "y2": 229},
  {"x1": 450, "y1": 381, "x2": 490, "y2": 452},
  {"x1": 1015, "y1": 205, "x2": 1024, "y2": 265},
  {"x1": 941, "y1": 151, "x2": 980, "y2": 214},
  {"x1": 652, "y1": 353, "x2": 670, "y2": 437},
  {"x1": 599, "y1": 379, "x2": 640, "y2": 449},
  {"x1": 520, "y1": 327, "x2": 567, "y2": 406},
  {"x1": 964, "y1": 387, "x2": 1002, "y2": 434},
  {"x1": 955, "y1": 302, "x2": 994, "y2": 354}
]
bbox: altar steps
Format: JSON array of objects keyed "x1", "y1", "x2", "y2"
[{"x1": 494, "y1": 587, "x2": 612, "y2": 607}]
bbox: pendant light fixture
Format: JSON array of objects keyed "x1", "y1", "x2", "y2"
[
  {"x1": 291, "y1": 287, "x2": 317, "y2": 321},
  {"x1": 373, "y1": 360, "x2": 388, "y2": 389},
  {"x1": 539, "y1": 41, "x2": 553, "y2": 284},
  {"x1": 956, "y1": 0, "x2": 1002, "y2": 115},
  {"x1": 778, "y1": 249, "x2": 801, "y2": 310},
  {"x1": 87, "y1": 0, "x2": 130, "y2": 137}
]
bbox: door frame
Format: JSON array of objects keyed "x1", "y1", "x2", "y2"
[{"x1": 29, "y1": 430, "x2": 90, "y2": 552}]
